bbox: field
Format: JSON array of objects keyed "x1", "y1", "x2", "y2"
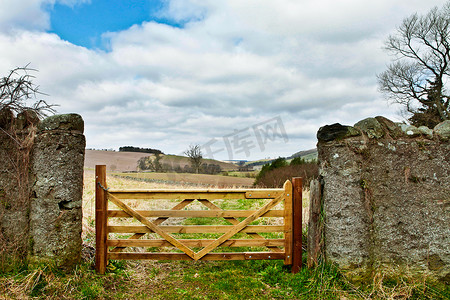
[
  {"x1": 110, "y1": 171, "x2": 255, "y2": 187},
  {"x1": 84, "y1": 150, "x2": 150, "y2": 172},
  {"x1": 0, "y1": 171, "x2": 448, "y2": 299}
]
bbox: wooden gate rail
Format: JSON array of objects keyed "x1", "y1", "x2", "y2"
[{"x1": 95, "y1": 165, "x2": 302, "y2": 274}]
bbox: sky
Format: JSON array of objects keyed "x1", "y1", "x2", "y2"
[{"x1": 0, "y1": 0, "x2": 447, "y2": 161}]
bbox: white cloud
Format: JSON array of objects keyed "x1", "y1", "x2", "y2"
[
  {"x1": 0, "y1": 0, "x2": 90, "y2": 32},
  {"x1": 0, "y1": 0, "x2": 51, "y2": 31},
  {"x1": 0, "y1": 0, "x2": 446, "y2": 159}
]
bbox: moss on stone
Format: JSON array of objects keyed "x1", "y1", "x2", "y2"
[{"x1": 38, "y1": 114, "x2": 84, "y2": 133}]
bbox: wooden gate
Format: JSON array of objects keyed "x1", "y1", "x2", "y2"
[{"x1": 95, "y1": 165, "x2": 303, "y2": 274}]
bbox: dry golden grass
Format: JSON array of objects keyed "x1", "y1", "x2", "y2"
[{"x1": 112, "y1": 171, "x2": 255, "y2": 187}]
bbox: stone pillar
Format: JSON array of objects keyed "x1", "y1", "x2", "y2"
[
  {"x1": 0, "y1": 109, "x2": 39, "y2": 262},
  {"x1": 316, "y1": 117, "x2": 450, "y2": 281},
  {"x1": 30, "y1": 114, "x2": 85, "y2": 268}
]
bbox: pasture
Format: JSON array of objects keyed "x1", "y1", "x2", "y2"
[{"x1": 110, "y1": 171, "x2": 255, "y2": 187}]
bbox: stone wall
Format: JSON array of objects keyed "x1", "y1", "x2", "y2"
[
  {"x1": 0, "y1": 110, "x2": 85, "y2": 269},
  {"x1": 315, "y1": 117, "x2": 449, "y2": 281}
]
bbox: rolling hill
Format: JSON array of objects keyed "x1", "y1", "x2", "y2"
[
  {"x1": 244, "y1": 148, "x2": 318, "y2": 168},
  {"x1": 84, "y1": 150, "x2": 239, "y2": 172}
]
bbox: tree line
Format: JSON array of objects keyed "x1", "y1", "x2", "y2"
[{"x1": 119, "y1": 146, "x2": 164, "y2": 155}]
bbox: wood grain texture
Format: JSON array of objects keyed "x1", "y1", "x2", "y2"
[
  {"x1": 283, "y1": 180, "x2": 293, "y2": 265},
  {"x1": 107, "y1": 239, "x2": 285, "y2": 248},
  {"x1": 107, "y1": 209, "x2": 284, "y2": 218},
  {"x1": 107, "y1": 225, "x2": 284, "y2": 234}
]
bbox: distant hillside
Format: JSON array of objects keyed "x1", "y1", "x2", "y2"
[
  {"x1": 84, "y1": 150, "x2": 238, "y2": 172},
  {"x1": 288, "y1": 148, "x2": 318, "y2": 161},
  {"x1": 245, "y1": 148, "x2": 318, "y2": 168},
  {"x1": 244, "y1": 158, "x2": 274, "y2": 167},
  {"x1": 84, "y1": 150, "x2": 151, "y2": 172},
  {"x1": 161, "y1": 155, "x2": 238, "y2": 172}
]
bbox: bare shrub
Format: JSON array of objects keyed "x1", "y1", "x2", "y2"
[
  {"x1": 0, "y1": 65, "x2": 56, "y2": 117},
  {"x1": 254, "y1": 163, "x2": 318, "y2": 188}
]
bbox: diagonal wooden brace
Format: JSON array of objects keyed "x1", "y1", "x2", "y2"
[
  {"x1": 107, "y1": 193, "x2": 196, "y2": 259},
  {"x1": 193, "y1": 193, "x2": 285, "y2": 261},
  {"x1": 110, "y1": 199, "x2": 194, "y2": 253},
  {"x1": 198, "y1": 199, "x2": 283, "y2": 253}
]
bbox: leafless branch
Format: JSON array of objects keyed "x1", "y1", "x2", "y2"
[{"x1": 0, "y1": 65, "x2": 57, "y2": 118}]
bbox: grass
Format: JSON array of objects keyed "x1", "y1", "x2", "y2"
[
  {"x1": 223, "y1": 171, "x2": 258, "y2": 178},
  {"x1": 1, "y1": 258, "x2": 448, "y2": 299},
  {"x1": 1, "y1": 170, "x2": 448, "y2": 299}
]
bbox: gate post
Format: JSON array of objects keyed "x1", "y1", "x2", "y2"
[
  {"x1": 284, "y1": 180, "x2": 293, "y2": 265},
  {"x1": 292, "y1": 177, "x2": 303, "y2": 273},
  {"x1": 95, "y1": 165, "x2": 108, "y2": 274}
]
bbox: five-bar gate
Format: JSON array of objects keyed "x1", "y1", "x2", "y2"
[{"x1": 95, "y1": 165, "x2": 303, "y2": 274}]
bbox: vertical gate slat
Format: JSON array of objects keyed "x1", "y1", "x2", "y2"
[
  {"x1": 95, "y1": 165, "x2": 108, "y2": 274},
  {"x1": 292, "y1": 177, "x2": 303, "y2": 273}
]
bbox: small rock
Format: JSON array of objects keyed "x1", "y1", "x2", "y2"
[
  {"x1": 317, "y1": 123, "x2": 360, "y2": 142},
  {"x1": 399, "y1": 124, "x2": 421, "y2": 137},
  {"x1": 375, "y1": 116, "x2": 403, "y2": 138},
  {"x1": 418, "y1": 126, "x2": 433, "y2": 138},
  {"x1": 354, "y1": 118, "x2": 384, "y2": 139},
  {"x1": 434, "y1": 120, "x2": 450, "y2": 140},
  {"x1": 387, "y1": 143, "x2": 396, "y2": 151}
]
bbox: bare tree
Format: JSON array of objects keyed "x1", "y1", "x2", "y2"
[
  {"x1": 150, "y1": 153, "x2": 163, "y2": 172},
  {"x1": 137, "y1": 153, "x2": 163, "y2": 172},
  {"x1": 184, "y1": 144, "x2": 203, "y2": 174},
  {"x1": 378, "y1": 2, "x2": 450, "y2": 127},
  {"x1": 0, "y1": 65, "x2": 56, "y2": 118}
]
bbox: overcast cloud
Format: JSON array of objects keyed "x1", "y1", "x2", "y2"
[{"x1": 0, "y1": 0, "x2": 446, "y2": 160}]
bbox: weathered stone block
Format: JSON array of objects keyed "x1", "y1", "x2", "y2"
[
  {"x1": 317, "y1": 116, "x2": 450, "y2": 281},
  {"x1": 0, "y1": 112, "x2": 85, "y2": 271},
  {"x1": 0, "y1": 124, "x2": 32, "y2": 261},
  {"x1": 30, "y1": 114, "x2": 85, "y2": 269}
]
